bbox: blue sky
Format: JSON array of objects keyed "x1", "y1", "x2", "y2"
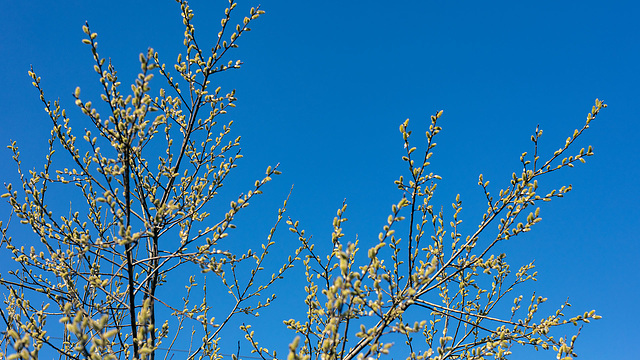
[{"x1": 1, "y1": 0, "x2": 638, "y2": 359}]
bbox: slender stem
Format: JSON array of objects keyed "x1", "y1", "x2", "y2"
[{"x1": 124, "y1": 144, "x2": 139, "y2": 359}]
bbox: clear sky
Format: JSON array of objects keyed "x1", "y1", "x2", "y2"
[{"x1": 1, "y1": 1, "x2": 638, "y2": 359}]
